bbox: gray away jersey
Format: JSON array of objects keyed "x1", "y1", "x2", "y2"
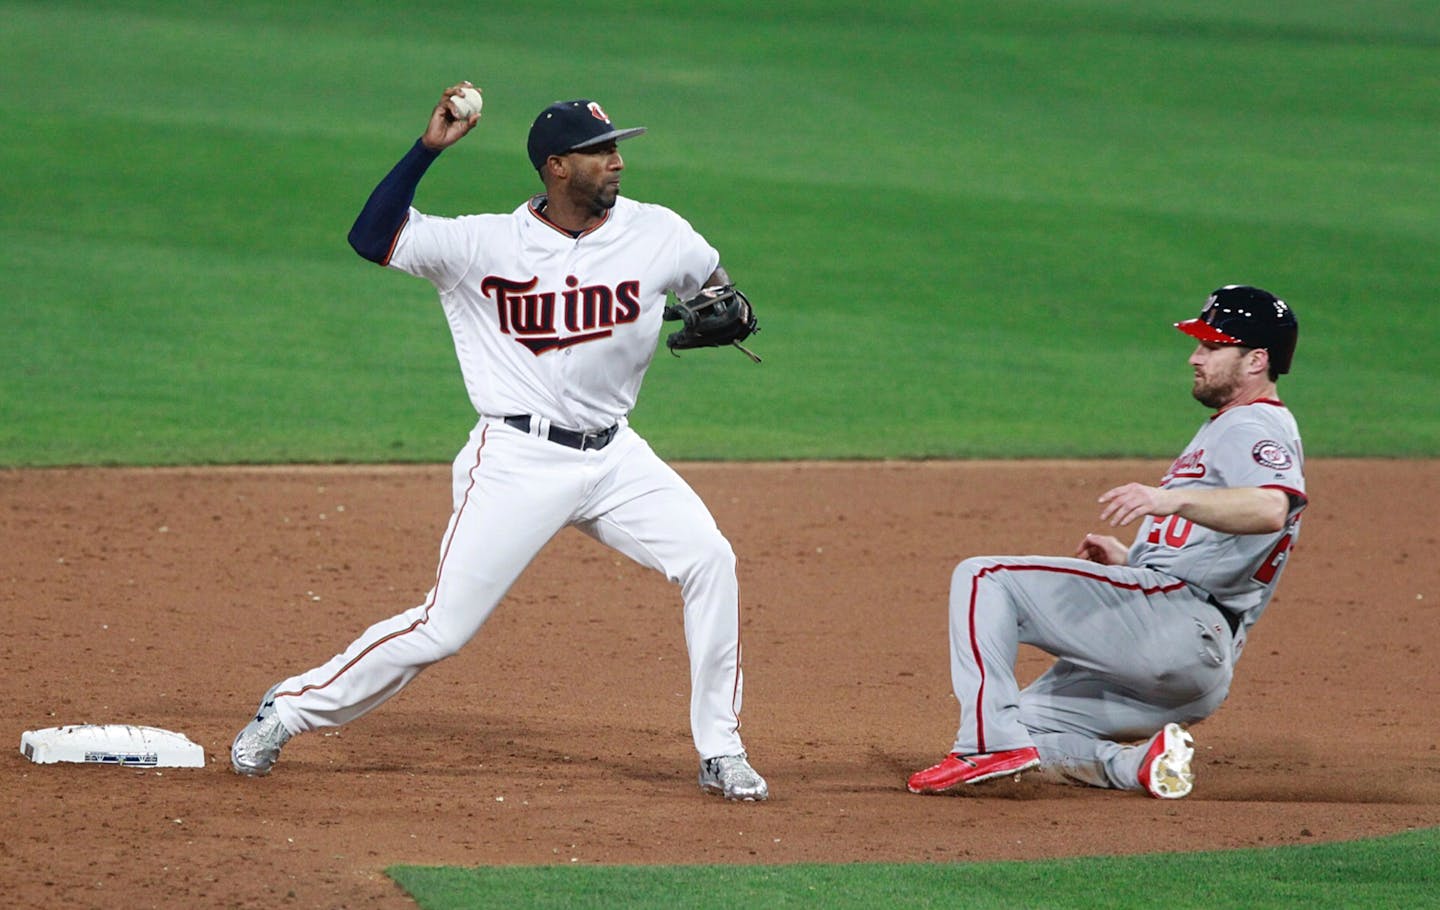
[{"x1": 1129, "y1": 399, "x2": 1306, "y2": 623}]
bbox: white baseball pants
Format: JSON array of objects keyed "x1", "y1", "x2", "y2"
[{"x1": 270, "y1": 417, "x2": 747, "y2": 760}]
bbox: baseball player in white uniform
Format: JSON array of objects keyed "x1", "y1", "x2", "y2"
[
  {"x1": 909, "y1": 286, "x2": 1305, "y2": 799},
  {"x1": 231, "y1": 83, "x2": 768, "y2": 800}
]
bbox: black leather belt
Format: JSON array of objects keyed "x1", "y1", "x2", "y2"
[
  {"x1": 1209, "y1": 596, "x2": 1242, "y2": 637},
  {"x1": 503, "y1": 415, "x2": 618, "y2": 451}
]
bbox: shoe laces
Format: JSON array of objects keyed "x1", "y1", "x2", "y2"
[{"x1": 710, "y1": 752, "x2": 758, "y2": 780}]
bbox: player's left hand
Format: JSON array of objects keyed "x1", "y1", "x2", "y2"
[
  {"x1": 1097, "y1": 483, "x2": 1177, "y2": 527},
  {"x1": 662, "y1": 285, "x2": 761, "y2": 362}
]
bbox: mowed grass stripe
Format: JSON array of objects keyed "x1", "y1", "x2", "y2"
[{"x1": 3, "y1": 0, "x2": 1437, "y2": 464}]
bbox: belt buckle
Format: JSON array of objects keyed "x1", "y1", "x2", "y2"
[{"x1": 581, "y1": 425, "x2": 616, "y2": 451}]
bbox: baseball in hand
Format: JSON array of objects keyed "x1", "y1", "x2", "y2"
[{"x1": 452, "y1": 86, "x2": 484, "y2": 119}]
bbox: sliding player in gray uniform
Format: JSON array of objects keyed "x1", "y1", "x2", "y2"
[{"x1": 909, "y1": 285, "x2": 1305, "y2": 798}]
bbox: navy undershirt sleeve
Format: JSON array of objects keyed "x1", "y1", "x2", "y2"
[{"x1": 347, "y1": 139, "x2": 442, "y2": 264}]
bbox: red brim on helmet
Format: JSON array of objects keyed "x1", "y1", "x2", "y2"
[{"x1": 1175, "y1": 318, "x2": 1243, "y2": 345}]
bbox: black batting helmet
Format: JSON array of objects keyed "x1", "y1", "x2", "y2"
[{"x1": 1175, "y1": 285, "x2": 1298, "y2": 374}]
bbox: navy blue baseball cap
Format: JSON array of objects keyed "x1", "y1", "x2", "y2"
[{"x1": 527, "y1": 100, "x2": 646, "y2": 171}]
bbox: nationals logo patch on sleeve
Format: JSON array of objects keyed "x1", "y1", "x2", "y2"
[{"x1": 1251, "y1": 440, "x2": 1294, "y2": 470}]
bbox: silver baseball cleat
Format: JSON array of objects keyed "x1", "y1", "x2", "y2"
[
  {"x1": 230, "y1": 683, "x2": 292, "y2": 776},
  {"x1": 699, "y1": 752, "x2": 769, "y2": 801}
]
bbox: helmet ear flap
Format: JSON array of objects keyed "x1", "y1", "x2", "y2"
[{"x1": 1268, "y1": 328, "x2": 1297, "y2": 375}]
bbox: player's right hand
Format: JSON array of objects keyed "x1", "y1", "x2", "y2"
[
  {"x1": 422, "y1": 82, "x2": 481, "y2": 151},
  {"x1": 1075, "y1": 533, "x2": 1128, "y2": 565}
]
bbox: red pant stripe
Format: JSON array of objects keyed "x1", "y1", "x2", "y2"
[
  {"x1": 277, "y1": 425, "x2": 491, "y2": 701},
  {"x1": 966, "y1": 562, "x2": 1188, "y2": 753}
]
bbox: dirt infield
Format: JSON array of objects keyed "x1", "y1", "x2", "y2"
[{"x1": 4, "y1": 460, "x2": 1437, "y2": 908}]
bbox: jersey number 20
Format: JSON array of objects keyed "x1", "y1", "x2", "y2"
[{"x1": 1145, "y1": 515, "x2": 1194, "y2": 548}]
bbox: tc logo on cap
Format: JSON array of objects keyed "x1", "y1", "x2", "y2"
[{"x1": 526, "y1": 99, "x2": 647, "y2": 171}]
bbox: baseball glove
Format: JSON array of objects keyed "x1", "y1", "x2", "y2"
[{"x1": 663, "y1": 285, "x2": 761, "y2": 363}]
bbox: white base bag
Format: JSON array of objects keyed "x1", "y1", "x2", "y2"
[{"x1": 20, "y1": 724, "x2": 205, "y2": 768}]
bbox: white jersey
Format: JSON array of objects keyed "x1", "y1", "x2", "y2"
[
  {"x1": 387, "y1": 195, "x2": 720, "y2": 430},
  {"x1": 1129, "y1": 399, "x2": 1306, "y2": 622},
  {"x1": 238, "y1": 129, "x2": 761, "y2": 784}
]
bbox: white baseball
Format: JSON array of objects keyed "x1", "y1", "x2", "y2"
[{"x1": 452, "y1": 86, "x2": 484, "y2": 119}]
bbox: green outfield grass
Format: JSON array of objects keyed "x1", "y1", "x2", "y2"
[
  {"x1": 3, "y1": 0, "x2": 1438, "y2": 464},
  {"x1": 388, "y1": 826, "x2": 1440, "y2": 909},
  {"x1": 3, "y1": 2, "x2": 1436, "y2": 906}
]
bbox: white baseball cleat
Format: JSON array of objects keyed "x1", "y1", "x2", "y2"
[
  {"x1": 1138, "y1": 723, "x2": 1195, "y2": 799},
  {"x1": 699, "y1": 752, "x2": 769, "y2": 801},
  {"x1": 230, "y1": 684, "x2": 293, "y2": 776}
]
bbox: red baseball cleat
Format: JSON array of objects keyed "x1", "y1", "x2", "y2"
[
  {"x1": 907, "y1": 746, "x2": 1041, "y2": 794},
  {"x1": 1137, "y1": 723, "x2": 1195, "y2": 799}
]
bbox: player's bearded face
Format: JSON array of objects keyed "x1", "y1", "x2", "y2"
[
  {"x1": 1189, "y1": 345, "x2": 1247, "y2": 409},
  {"x1": 567, "y1": 146, "x2": 623, "y2": 216}
]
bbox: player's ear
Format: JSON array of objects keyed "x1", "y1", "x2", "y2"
[{"x1": 1248, "y1": 347, "x2": 1271, "y2": 377}]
